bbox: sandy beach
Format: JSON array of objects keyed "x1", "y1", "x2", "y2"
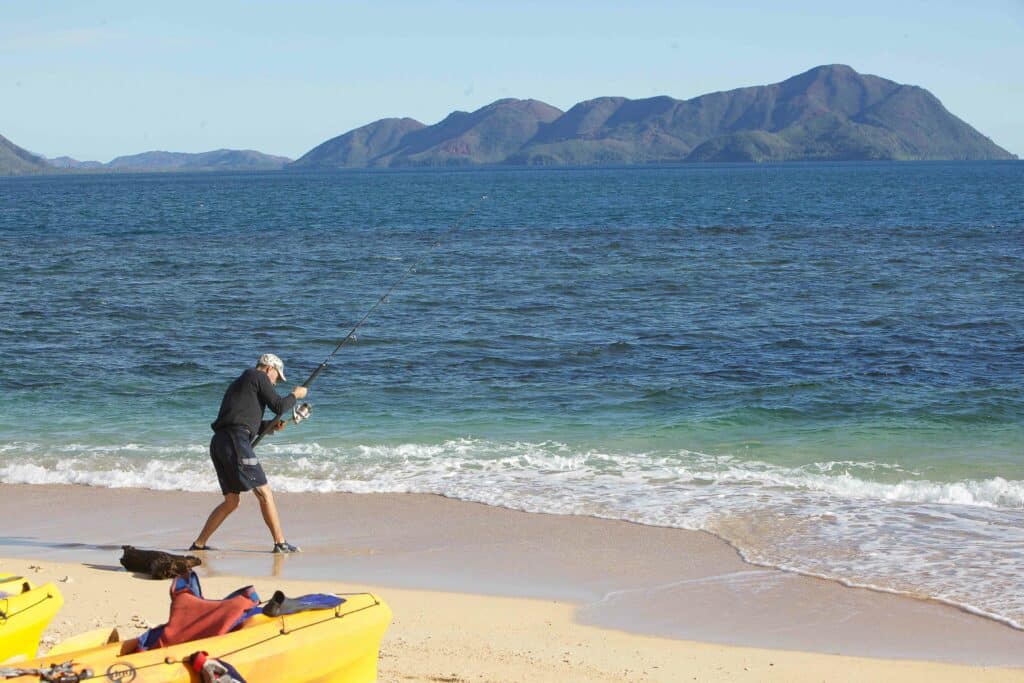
[
  {"x1": 1, "y1": 556, "x2": 1022, "y2": 683},
  {"x1": 2, "y1": 484, "x2": 1023, "y2": 681}
]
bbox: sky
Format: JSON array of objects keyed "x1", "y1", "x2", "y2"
[{"x1": 2, "y1": 1, "x2": 1022, "y2": 161}]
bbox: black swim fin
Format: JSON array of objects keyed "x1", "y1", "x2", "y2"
[{"x1": 261, "y1": 590, "x2": 345, "y2": 617}]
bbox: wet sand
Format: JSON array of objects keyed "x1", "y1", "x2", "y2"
[{"x1": 3, "y1": 483, "x2": 1024, "y2": 679}]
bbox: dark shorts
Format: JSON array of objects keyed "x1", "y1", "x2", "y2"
[{"x1": 210, "y1": 426, "x2": 268, "y2": 494}]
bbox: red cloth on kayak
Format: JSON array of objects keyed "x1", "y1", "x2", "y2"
[{"x1": 157, "y1": 580, "x2": 258, "y2": 648}]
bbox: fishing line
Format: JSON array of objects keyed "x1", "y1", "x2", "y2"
[{"x1": 252, "y1": 194, "x2": 489, "y2": 447}]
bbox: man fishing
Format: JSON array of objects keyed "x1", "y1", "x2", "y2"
[
  {"x1": 191, "y1": 353, "x2": 308, "y2": 554},
  {"x1": 187, "y1": 198, "x2": 485, "y2": 556}
]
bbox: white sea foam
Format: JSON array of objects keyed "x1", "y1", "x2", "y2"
[
  {"x1": 0, "y1": 458, "x2": 218, "y2": 491},
  {"x1": 2, "y1": 438, "x2": 1024, "y2": 628}
]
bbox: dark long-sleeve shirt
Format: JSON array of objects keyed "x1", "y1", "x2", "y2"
[{"x1": 211, "y1": 368, "x2": 297, "y2": 438}]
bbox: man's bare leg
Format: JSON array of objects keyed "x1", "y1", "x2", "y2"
[
  {"x1": 253, "y1": 484, "x2": 285, "y2": 544},
  {"x1": 193, "y1": 493, "x2": 240, "y2": 548}
]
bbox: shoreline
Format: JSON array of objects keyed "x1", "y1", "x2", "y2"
[
  {"x1": 712, "y1": 532, "x2": 1024, "y2": 634},
  {"x1": 3, "y1": 483, "x2": 1024, "y2": 671}
]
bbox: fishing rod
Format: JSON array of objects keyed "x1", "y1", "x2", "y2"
[{"x1": 252, "y1": 194, "x2": 489, "y2": 447}]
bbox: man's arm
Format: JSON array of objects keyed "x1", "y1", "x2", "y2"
[{"x1": 255, "y1": 372, "x2": 298, "y2": 418}]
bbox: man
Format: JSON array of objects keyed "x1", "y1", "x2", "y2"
[{"x1": 191, "y1": 353, "x2": 308, "y2": 554}]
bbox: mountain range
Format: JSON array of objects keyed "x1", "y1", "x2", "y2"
[
  {"x1": 2, "y1": 65, "x2": 1015, "y2": 176},
  {"x1": 292, "y1": 65, "x2": 1015, "y2": 167},
  {"x1": 0, "y1": 142, "x2": 290, "y2": 175}
]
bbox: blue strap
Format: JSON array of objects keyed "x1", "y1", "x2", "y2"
[
  {"x1": 136, "y1": 625, "x2": 165, "y2": 651},
  {"x1": 228, "y1": 605, "x2": 265, "y2": 632},
  {"x1": 172, "y1": 571, "x2": 204, "y2": 598},
  {"x1": 216, "y1": 657, "x2": 248, "y2": 683}
]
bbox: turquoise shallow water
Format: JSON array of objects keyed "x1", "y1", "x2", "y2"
[{"x1": 1, "y1": 162, "x2": 1022, "y2": 625}]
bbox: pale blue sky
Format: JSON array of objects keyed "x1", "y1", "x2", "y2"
[{"x1": 2, "y1": 1, "x2": 1022, "y2": 161}]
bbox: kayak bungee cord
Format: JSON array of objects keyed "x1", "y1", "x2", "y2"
[
  {"x1": 0, "y1": 590, "x2": 58, "y2": 621},
  {"x1": 252, "y1": 194, "x2": 489, "y2": 447}
]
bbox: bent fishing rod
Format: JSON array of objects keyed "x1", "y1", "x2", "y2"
[{"x1": 252, "y1": 194, "x2": 489, "y2": 447}]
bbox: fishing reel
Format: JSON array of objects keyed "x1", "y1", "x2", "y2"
[
  {"x1": 292, "y1": 402, "x2": 313, "y2": 425},
  {"x1": 268, "y1": 403, "x2": 312, "y2": 435}
]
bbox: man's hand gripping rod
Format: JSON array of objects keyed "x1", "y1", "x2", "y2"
[{"x1": 252, "y1": 195, "x2": 489, "y2": 447}]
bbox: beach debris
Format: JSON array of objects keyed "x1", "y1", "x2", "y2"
[
  {"x1": 28, "y1": 564, "x2": 42, "y2": 572},
  {"x1": 57, "y1": 575, "x2": 72, "y2": 583},
  {"x1": 120, "y1": 545, "x2": 201, "y2": 579}
]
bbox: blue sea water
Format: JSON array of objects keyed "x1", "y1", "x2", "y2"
[{"x1": 1, "y1": 162, "x2": 1022, "y2": 625}]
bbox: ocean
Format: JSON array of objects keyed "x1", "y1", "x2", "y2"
[{"x1": 1, "y1": 162, "x2": 1022, "y2": 627}]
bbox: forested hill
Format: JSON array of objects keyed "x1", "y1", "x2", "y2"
[{"x1": 0, "y1": 134, "x2": 50, "y2": 175}]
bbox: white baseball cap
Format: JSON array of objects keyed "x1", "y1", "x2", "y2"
[{"x1": 257, "y1": 353, "x2": 286, "y2": 381}]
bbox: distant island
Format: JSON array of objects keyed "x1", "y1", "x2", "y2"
[
  {"x1": 102, "y1": 149, "x2": 291, "y2": 171},
  {"x1": 0, "y1": 141, "x2": 291, "y2": 176},
  {"x1": 1, "y1": 65, "x2": 1016, "y2": 176}
]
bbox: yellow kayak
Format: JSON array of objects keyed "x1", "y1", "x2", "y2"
[
  {"x1": 3, "y1": 592, "x2": 390, "y2": 682},
  {"x1": 0, "y1": 574, "x2": 64, "y2": 662}
]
